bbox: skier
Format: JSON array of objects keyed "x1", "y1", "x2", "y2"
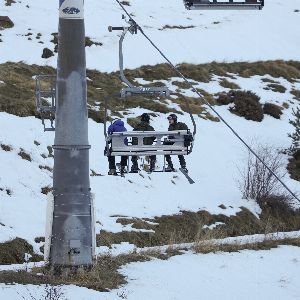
[
  {"x1": 165, "y1": 113, "x2": 189, "y2": 172},
  {"x1": 107, "y1": 119, "x2": 128, "y2": 175},
  {"x1": 130, "y1": 113, "x2": 156, "y2": 173}
]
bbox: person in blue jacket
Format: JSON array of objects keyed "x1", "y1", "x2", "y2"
[{"x1": 107, "y1": 119, "x2": 128, "y2": 175}]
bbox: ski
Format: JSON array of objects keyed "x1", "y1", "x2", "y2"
[{"x1": 179, "y1": 168, "x2": 195, "y2": 184}]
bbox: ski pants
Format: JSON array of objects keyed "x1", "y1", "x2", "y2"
[
  {"x1": 132, "y1": 155, "x2": 156, "y2": 167},
  {"x1": 165, "y1": 155, "x2": 186, "y2": 168},
  {"x1": 108, "y1": 156, "x2": 128, "y2": 170}
]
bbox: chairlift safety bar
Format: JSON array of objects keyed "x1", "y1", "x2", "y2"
[{"x1": 106, "y1": 130, "x2": 193, "y2": 157}]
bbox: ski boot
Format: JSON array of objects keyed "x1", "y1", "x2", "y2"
[
  {"x1": 108, "y1": 169, "x2": 117, "y2": 176},
  {"x1": 120, "y1": 166, "x2": 127, "y2": 176},
  {"x1": 149, "y1": 161, "x2": 156, "y2": 173},
  {"x1": 180, "y1": 165, "x2": 188, "y2": 173},
  {"x1": 130, "y1": 164, "x2": 140, "y2": 173},
  {"x1": 164, "y1": 164, "x2": 175, "y2": 172}
]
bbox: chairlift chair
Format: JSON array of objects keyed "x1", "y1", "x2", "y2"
[
  {"x1": 105, "y1": 17, "x2": 196, "y2": 166},
  {"x1": 184, "y1": 0, "x2": 264, "y2": 10},
  {"x1": 35, "y1": 75, "x2": 56, "y2": 131}
]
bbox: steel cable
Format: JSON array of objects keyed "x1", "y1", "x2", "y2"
[{"x1": 115, "y1": 0, "x2": 299, "y2": 202}]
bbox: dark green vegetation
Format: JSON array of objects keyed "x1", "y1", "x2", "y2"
[{"x1": 288, "y1": 149, "x2": 300, "y2": 182}]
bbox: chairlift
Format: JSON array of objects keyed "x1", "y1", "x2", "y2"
[
  {"x1": 184, "y1": 0, "x2": 264, "y2": 10},
  {"x1": 105, "y1": 17, "x2": 196, "y2": 167},
  {"x1": 35, "y1": 75, "x2": 56, "y2": 131}
]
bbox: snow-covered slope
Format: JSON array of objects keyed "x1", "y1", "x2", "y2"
[
  {"x1": 1, "y1": 72, "x2": 300, "y2": 248},
  {"x1": 1, "y1": 1, "x2": 300, "y2": 299},
  {"x1": 0, "y1": 0, "x2": 300, "y2": 71}
]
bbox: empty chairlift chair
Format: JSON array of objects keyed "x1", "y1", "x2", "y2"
[
  {"x1": 183, "y1": 0, "x2": 264, "y2": 10},
  {"x1": 35, "y1": 75, "x2": 56, "y2": 131}
]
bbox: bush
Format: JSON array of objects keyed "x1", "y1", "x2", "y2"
[
  {"x1": 215, "y1": 91, "x2": 235, "y2": 105},
  {"x1": 238, "y1": 145, "x2": 287, "y2": 201},
  {"x1": 263, "y1": 103, "x2": 283, "y2": 119},
  {"x1": 230, "y1": 90, "x2": 264, "y2": 122}
]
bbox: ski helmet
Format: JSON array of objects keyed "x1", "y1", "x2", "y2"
[
  {"x1": 141, "y1": 113, "x2": 150, "y2": 123},
  {"x1": 167, "y1": 114, "x2": 177, "y2": 122}
]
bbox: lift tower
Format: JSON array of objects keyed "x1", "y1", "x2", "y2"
[{"x1": 49, "y1": 0, "x2": 94, "y2": 268}]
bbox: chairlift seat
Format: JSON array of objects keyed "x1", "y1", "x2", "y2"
[
  {"x1": 106, "y1": 131, "x2": 193, "y2": 156},
  {"x1": 184, "y1": 0, "x2": 264, "y2": 10},
  {"x1": 120, "y1": 86, "x2": 170, "y2": 98}
]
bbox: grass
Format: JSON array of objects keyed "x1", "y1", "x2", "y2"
[
  {"x1": 1, "y1": 143, "x2": 12, "y2": 151},
  {"x1": 291, "y1": 89, "x2": 300, "y2": 101},
  {"x1": 219, "y1": 78, "x2": 240, "y2": 89},
  {"x1": 97, "y1": 197, "x2": 300, "y2": 249},
  {"x1": 0, "y1": 238, "x2": 43, "y2": 265},
  {"x1": 0, "y1": 236, "x2": 299, "y2": 292},
  {"x1": 1, "y1": 61, "x2": 300, "y2": 123},
  {"x1": 160, "y1": 25, "x2": 195, "y2": 30},
  {"x1": 193, "y1": 237, "x2": 300, "y2": 254},
  {"x1": 18, "y1": 148, "x2": 32, "y2": 161},
  {"x1": 264, "y1": 83, "x2": 287, "y2": 93},
  {"x1": 0, "y1": 250, "x2": 176, "y2": 292}
]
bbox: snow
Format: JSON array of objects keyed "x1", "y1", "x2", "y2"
[
  {"x1": 0, "y1": 73, "x2": 300, "y2": 247},
  {"x1": 0, "y1": 0, "x2": 300, "y2": 298},
  {"x1": 1, "y1": 246, "x2": 300, "y2": 299},
  {"x1": 1, "y1": 0, "x2": 300, "y2": 71}
]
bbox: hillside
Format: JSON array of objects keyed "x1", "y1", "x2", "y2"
[{"x1": 0, "y1": 0, "x2": 300, "y2": 299}]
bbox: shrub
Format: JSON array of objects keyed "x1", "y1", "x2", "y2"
[
  {"x1": 265, "y1": 83, "x2": 287, "y2": 93},
  {"x1": 238, "y1": 145, "x2": 287, "y2": 201},
  {"x1": 230, "y1": 90, "x2": 264, "y2": 122},
  {"x1": 288, "y1": 107, "x2": 300, "y2": 154},
  {"x1": 215, "y1": 90, "x2": 235, "y2": 105},
  {"x1": 18, "y1": 148, "x2": 32, "y2": 161},
  {"x1": 219, "y1": 78, "x2": 240, "y2": 89},
  {"x1": 263, "y1": 103, "x2": 283, "y2": 119}
]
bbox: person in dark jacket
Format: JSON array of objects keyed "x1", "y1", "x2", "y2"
[
  {"x1": 164, "y1": 113, "x2": 188, "y2": 172},
  {"x1": 107, "y1": 119, "x2": 128, "y2": 175},
  {"x1": 131, "y1": 113, "x2": 156, "y2": 173}
]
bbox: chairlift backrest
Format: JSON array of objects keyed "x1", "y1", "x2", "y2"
[{"x1": 184, "y1": 0, "x2": 264, "y2": 10}]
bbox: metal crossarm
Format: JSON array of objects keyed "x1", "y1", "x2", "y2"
[
  {"x1": 184, "y1": 0, "x2": 264, "y2": 10},
  {"x1": 106, "y1": 131, "x2": 193, "y2": 156},
  {"x1": 35, "y1": 75, "x2": 56, "y2": 131}
]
